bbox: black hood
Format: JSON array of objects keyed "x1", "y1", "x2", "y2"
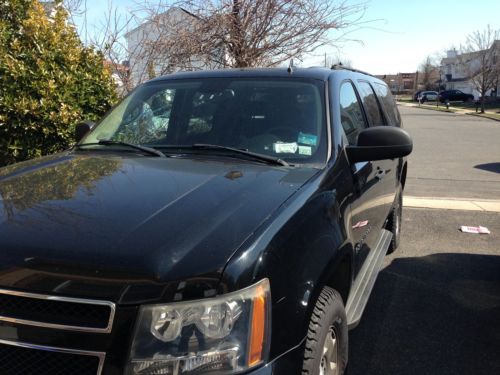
[{"x1": 0, "y1": 153, "x2": 317, "y2": 302}]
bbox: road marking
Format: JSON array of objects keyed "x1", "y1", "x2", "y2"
[{"x1": 404, "y1": 196, "x2": 500, "y2": 213}]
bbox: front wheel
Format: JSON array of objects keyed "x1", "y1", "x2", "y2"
[{"x1": 302, "y1": 287, "x2": 348, "y2": 375}]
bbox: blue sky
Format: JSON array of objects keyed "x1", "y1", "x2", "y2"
[{"x1": 75, "y1": 0, "x2": 500, "y2": 75}]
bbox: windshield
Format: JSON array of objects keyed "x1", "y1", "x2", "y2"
[{"x1": 82, "y1": 78, "x2": 328, "y2": 164}]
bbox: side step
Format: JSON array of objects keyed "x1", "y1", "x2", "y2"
[{"x1": 345, "y1": 229, "x2": 392, "y2": 329}]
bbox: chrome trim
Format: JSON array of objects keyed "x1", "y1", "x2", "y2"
[
  {"x1": 0, "y1": 288, "x2": 115, "y2": 334},
  {"x1": 0, "y1": 338, "x2": 106, "y2": 375},
  {"x1": 325, "y1": 79, "x2": 333, "y2": 162}
]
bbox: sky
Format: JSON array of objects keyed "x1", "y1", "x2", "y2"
[{"x1": 74, "y1": 0, "x2": 500, "y2": 75}]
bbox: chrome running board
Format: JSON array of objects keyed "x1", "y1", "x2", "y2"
[{"x1": 345, "y1": 229, "x2": 392, "y2": 329}]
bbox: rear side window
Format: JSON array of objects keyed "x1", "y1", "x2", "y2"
[
  {"x1": 357, "y1": 81, "x2": 384, "y2": 126},
  {"x1": 339, "y1": 82, "x2": 367, "y2": 145},
  {"x1": 373, "y1": 83, "x2": 400, "y2": 126}
]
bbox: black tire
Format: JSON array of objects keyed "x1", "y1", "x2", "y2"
[
  {"x1": 302, "y1": 287, "x2": 348, "y2": 375},
  {"x1": 386, "y1": 188, "x2": 402, "y2": 254}
]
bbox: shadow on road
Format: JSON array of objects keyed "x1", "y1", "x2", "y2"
[
  {"x1": 474, "y1": 162, "x2": 500, "y2": 174},
  {"x1": 347, "y1": 253, "x2": 500, "y2": 375}
]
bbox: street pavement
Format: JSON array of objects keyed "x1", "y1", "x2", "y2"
[
  {"x1": 400, "y1": 105, "x2": 500, "y2": 199},
  {"x1": 347, "y1": 106, "x2": 500, "y2": 375}
]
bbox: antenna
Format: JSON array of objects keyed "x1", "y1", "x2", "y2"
[{"x1": 287, "y1": 59, "x2": 294, "y2": 74}]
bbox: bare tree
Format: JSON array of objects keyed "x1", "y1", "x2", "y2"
[
  {"x1": 419, "y1": 56, "x2": 438, "y2": 91},
  {"x1": 87, "y1": 1, "x2": 137, "y2": 94},
  {"x1": 62, "y1": 0, "x2": 137, "y2": 95},
  {"x1": 462, "y1": 25, "x2": 500, "y2": 113},
  {"x1": 71, "y1": 0, "x2": 369, "y2": 89},
  {"x1": 322, "y1": 52, "x2": 353, "y2": 68},
  {"x1": 126, "y1": 0, "x2": 368, "y2": 81}
]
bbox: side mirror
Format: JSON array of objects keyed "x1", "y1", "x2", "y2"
[
  {"x1": 346, "y1": 126, "x2": 412, "y2": 163},
  {"x1": 75, "y1": 120, "x2": 96, "y2": 143}
]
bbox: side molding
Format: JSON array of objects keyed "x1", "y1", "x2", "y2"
[{"x1": 345, "y1": 229, "x2": 392, "y2": 329}]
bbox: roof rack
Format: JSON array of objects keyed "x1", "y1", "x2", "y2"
[{"x1": 330, "y1": 64, "x2": 374, "y2": 77}]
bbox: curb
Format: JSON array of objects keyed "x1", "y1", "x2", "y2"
[
  {"x1": 465, "y1": 112, "x2": 500, "y2": 122},
  {"x1": 404, "y1": 196, "x2": 500, "y2": 213},
  {"x1": 397, "y1": 102, "x2": 459, "y2": 113},
  {"x1": 398, "y1": 102, "x2": 500, "y2": 121}
]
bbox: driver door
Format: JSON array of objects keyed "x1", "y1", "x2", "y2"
[{"x1": 339, "y1": 81, "x2": 392, "y2": 278}]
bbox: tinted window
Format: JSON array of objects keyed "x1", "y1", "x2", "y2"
[
  {"x1": 357, "y1": 81, "x2": 384, "y2": 126},
  {"x1": 373, "y1": 83, "x2": 400, "y2": 126},
  {"x1": 84, "y1": 78, "x2": 327, "y2": 164},
  {"x1": 339, "y1": 82, "x2": 367, "y2": 145}
]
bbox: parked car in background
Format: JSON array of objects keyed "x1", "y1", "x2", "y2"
[
  {"x1": 0, "y1": 67, "x2": 412, "y2": 375},
  {"x1": 417, "y1": 91, "x2": 438, "y2": 103},
  {"x1": 439, "y1": 90, "x2": 474, "y2": 103},
  {"x1": 413, "y1": 90, "x2": 423, "y2": 101}
]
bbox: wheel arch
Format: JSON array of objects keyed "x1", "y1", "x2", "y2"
[{"x1": 318, "y1": 244, "x2": 353, "y2": 306}]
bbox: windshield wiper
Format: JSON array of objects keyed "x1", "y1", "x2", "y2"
[
  {"x1": 76, "y1": 140, "x2": 165, "y2": 157},
  {"x1": 154, "y1": 144, "x2": 289, "y2": 166}
]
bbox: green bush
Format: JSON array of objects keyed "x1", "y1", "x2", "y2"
[{"x1": 0, "y1": 0, "x2": 117, "y2": 166}]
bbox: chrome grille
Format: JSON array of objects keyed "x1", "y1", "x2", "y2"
[
  {"x1": 0, "y1": 288, "x2": 115, "y2": 333},
  {"x1": 0, "y1": 339, "x2": 105, "y2": 375}
]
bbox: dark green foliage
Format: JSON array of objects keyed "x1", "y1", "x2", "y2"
[{"x1": 0, "y1": 0, "x2": 117, "y2": 166}]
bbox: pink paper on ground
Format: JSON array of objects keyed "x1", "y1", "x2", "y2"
[{"x1": 460, "y1": 226, "x2": 491, "y2": 234}]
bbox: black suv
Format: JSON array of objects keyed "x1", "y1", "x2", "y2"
[
  {"x1": 0, "y1": 67, "x2": 412, "y2": 375},
  {"x1": 438, "y1": 89, "x2": 474, "y2": 103}
]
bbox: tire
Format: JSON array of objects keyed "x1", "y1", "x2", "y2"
[
  {"x1": 386, "y1": 188, "x2": 402, "y2": 254},
  {"x1": 302, "y1": 287, "x2": 348, "y2": 375}
]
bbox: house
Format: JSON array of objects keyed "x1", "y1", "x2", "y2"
[
  {"x1": 125, "y1": 7, "x2": 222, "y2": 87},
  {"x1": 376, "y1": 72, "x2": 418, "y2": 94},
  {"x1": 104, "y1": 60, "x2": 131, "y2": 96},
  {"x1": 41, "y1": 1, "x2": 58, "y2": 18},
  {"x1": 41, "y1": 1, "x2": 70, "y2": 24},
  {"x1": 440, "y1": 41, "x2": 500, "y2": 96}
]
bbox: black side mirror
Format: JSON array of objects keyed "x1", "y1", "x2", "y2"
[
  {"x1": 75, "y1": 120, "x2": 96, "y2": 143},
  {"x1": 346, "y1": 126, "x2": 412, "y2": 163}
]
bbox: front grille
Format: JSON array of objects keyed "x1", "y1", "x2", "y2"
[
  {"x1": 0, "y1": 340, "x2": 103, "y2": 375},
  {"x1": 0, "y1": 289, "x2": 115, "y2": 333}
]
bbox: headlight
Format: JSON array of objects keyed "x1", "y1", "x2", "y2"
[{"x1": 127, "y1": 279, "x2": 271, "y2": 374}]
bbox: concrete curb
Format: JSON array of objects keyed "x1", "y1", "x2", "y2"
[
  {"x1": 404, "y1": 196, "x2": 500, "y2": 213},
  {"x1": 398, "y1": 102, "x2": 500, "y2": 122},
  {"x1": 465, "y1": 112, "x2": 500, "y2": 122}
]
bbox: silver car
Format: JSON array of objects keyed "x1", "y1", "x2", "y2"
[{"x1": 417, "y1": 90, "x2": 438, "y2": 103}]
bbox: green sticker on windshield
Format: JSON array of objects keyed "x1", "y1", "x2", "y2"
[{"x1": 298, "y1": 132, "x2": 318, "y2": 146}]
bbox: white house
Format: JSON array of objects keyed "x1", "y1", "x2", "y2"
[
  {"x1": 440, "y1": 41, "x2": 500, "y2": 96},
  {"x1": 125, "y1": 7, "x2": 222, "y2": 87}
]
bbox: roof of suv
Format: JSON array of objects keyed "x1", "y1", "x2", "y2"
[{"x1": 148, "y1": 67, "x2": 373, "y2": 83}]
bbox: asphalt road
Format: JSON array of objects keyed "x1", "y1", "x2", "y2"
[
  {"x1": 347, "y1": 107, "x2": 500, "y2": 375},
  {"x1": 400, "y1": 106, "x2": 500, "y2": 199}
]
